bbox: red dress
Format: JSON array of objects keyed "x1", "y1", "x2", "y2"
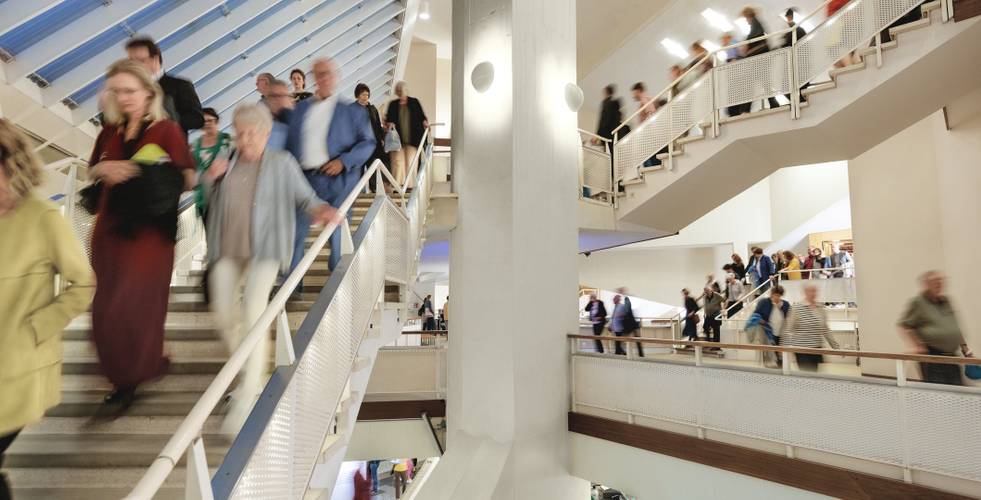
[{"x1": 88, "y1": 120, "x2": 193, "y2": 388}]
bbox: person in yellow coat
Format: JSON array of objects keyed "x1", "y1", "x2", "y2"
[
  {"x1": 0, "y1": 119, "x2": 95, "y2": 497},
  {"x1": 782, "y1": 250, "x2": 803, "y2": 280}
]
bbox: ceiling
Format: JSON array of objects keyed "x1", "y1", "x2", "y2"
[
  {"x1": 0, "y1": 0, "x2": 410, "y2": 133},
  {"x1": 409, "y1": 0, "x2": 678, "y2": 76}
]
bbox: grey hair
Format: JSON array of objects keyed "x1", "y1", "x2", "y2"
[
  {"x1": 395, "y1": 80, "x2": 406, "y2": 91},
  {"x1": 232, "y1": 103, "x2": 273, "y2": 134},
  {"x1": 269, "y1": 78, "x2": 289, "y2": 89},
  {"x1": 920, "y1": 270, "x2": 943, "y2": 283}
]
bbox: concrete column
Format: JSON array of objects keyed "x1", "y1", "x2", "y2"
[{"x1": 419, "y1": 0, "x2": 588, "y2": 498}]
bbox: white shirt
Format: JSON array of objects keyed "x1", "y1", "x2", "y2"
[
  {"x1": 300, "y1": 94, "x2": 338, "y2": 169},
  {"x1": 770, "y1": 304, "x2": 785, "y2": 338}
]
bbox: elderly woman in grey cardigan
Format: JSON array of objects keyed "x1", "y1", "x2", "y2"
[{"x1": 202, "y1": 103, "x2": 337, "y2": 433}]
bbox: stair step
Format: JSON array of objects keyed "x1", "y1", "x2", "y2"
[
  {"x1": 167, "y1": 300, "x2": 314, "y2": 312},
  {"x1": 801, "y1": 81, "x2": 837, "y2": 97},
  {"x1": 24, "y1": 415, "x2": 223, "y2": 436},
  {"x1": 59, "y1": 374, "x2": 216, "y2": 394},
  {"x1": 854, "y1": 39, "x2": 898, "y2": 58},
  {"x1": 44, "y1": 391, "x2": 221, "y2": 418},
  {"x1": 63, "y1": 328, "x2": 220, "y2": 342},
  {"x1": 889, "y1": 16, "x2": 931, "y2": 37},
  {"x1": 621, "y1": 178, "x2": 645, "y2": 186},
  {"x1": 676, "y1": 133, "x2": 706, "y2": 146},
  {"x1": 62, "y1": 339, "x2": 227, "y2": 360},
  {"x1": 61, "y1": 357, "x2": 225, "y2": 375},
  {"x1": 921, "y1": 0, "x2": 941, "y2": 14},
  {"x1": 639, "y1": 164, "x2": 665, "y2": 175},
  {"x1": 829, "y1": 60, "x2": 867, "y2": 80},
  {"x1": 5, "y1": 434, "x2": 229, "y2": 468},
  {"x1": 719, "y1": 103, "x2": 791, "y2": 124},
  {"x1": 8, "y1": 467, "x2": 194, "y2": 500},
  {"x1": 655, "y1": 149, "x2": 682, "y2": 161}
]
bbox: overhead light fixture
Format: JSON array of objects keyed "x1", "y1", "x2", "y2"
[
  {"x1": 701, "y1": 8, "x2": 734, "y2": 32},
  {"x1": 660, "y1": 38, "x2": 689, "y2": 60},
  {"x1": 419, "y1": 1, "x2": 431, "y2": 20},
  {"x1": 734, "y1": 17, "x2": 751, "y2": 36}
]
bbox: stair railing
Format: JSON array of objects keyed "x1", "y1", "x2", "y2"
[
  {"x1": 577, "y1": 129, "x2": 615, "y2": 205},
  {"x1": 609, "y1": 0, "x2": 944, "y2": 198},
  {"x1": 126, "y1": 125, "x2": 440, "y2": 500}
]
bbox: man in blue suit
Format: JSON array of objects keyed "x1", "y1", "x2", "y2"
[
  {"x1": 751, "y1": 247, "x2": 776, "y2": 293},
  {"x1": 286, "y1": 58, "x2": 375, "y2": 276}
]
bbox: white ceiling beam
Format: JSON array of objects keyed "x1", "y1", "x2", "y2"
[
  {"x1": 69, "y1": 0, "x2": 296, "y2": 125},
  {"x1": 223, "y1": 31, "x2": 400, "y2": 114},
  {"x1": 4, "y1": 0, "x2": 157, "y2": 83},
  {"x1": 197, "y1": 0, "x2": 398, "y2": 103},
  {"x1": 339, "y1": 64, "x2": 394, "y2": 97},
  {"x1": 41, "y1": 1, "x2": 220, "y2": 106},
  {"x1": 176, "y1": 0, "x2": 341, "y2": 86},
  {"x1": 392, "y1": 0, "x2": 421, "y2": 82},
  {"x1": 0, "y1": 0, "x2": 66, "y2": 38},
  {"x1": 205, "y1": 9, "x2": 402, "y2": 115}
]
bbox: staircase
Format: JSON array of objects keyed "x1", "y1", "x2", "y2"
[
  {"x1": 609, "y1": 0, "x2": 981, "y2": 233},
  {"x1": 5, "y1": 192, "x2": 403, "y2": 499}
]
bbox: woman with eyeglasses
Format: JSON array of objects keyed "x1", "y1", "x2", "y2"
[
  {"x1": 191, "y1": 108, "x2": 233, "y2": 219},
  {"x1": 86, "y1": 59, "x2": 196, "y2": 413}
]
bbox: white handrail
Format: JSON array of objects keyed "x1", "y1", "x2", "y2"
[{"x1": 127, "y1": 157, "x2": 394, "y2": 499}]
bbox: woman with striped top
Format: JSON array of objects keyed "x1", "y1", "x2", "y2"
[{"x1": 784, "y1": 284, "x2": 840, "y2": 371}]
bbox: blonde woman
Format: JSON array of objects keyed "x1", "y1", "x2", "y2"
[
  {"x1": 87, "y1": 59, "x2": 195, "y2": 411},
  {"x1": 0, "y1": 119, "x2": 94, "y2": 496}
]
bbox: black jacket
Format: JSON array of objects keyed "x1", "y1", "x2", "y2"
[
  {"x1": 585, "y1": 300, "x2": 608, "y2": 323},
  {"x1": 745, "y1": 18, "x2": 771, "y2": 57},
  {"x1": 80, "y1": 163, "x2": 185, "y2": 240},
  {"x1": 596, "y1": 97, "x2": 623, "y2": 141},
  {"x1": 783, "y1": 25, "x2": 807, "y2": 48},
  {"x1": 158, "y1": 74, "x2": 204, "y2": 135},
  {"x1": 364, "y1": 103, "x2": 386, "y2": 165},
  {"x1": 385, "y1": 96, "x2": 428, "y2": 147}
]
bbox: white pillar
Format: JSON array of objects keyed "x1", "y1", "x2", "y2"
[{"x1": 420, "y1": 0, "x2": 588, "y2": 499}]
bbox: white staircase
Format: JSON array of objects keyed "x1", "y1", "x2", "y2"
[{"x1": 604, "y1": 1, "x2": 981, "y2": 233}]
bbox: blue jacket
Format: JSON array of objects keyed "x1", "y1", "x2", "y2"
[
  {"x1": 285, "y1": 97, "x2": 375, "y2": 205},
  {"x1": 752, "y1": 298, "x2": 790, "y2": 335},
  {"x1": 755, "y1": 254, "x2": 775, "y2": 285}
]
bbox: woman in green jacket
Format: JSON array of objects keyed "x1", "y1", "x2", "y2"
[{"x1": 0, "y1": 119, "x2": 95, "y2": 497}]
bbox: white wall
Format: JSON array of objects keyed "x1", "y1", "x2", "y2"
[
  {"x1": 767, "y1": 161, "x2": 851, "y2": 253},
  {"x1": 435, "y1": 58, "x2": 452, "y2": 132},
  {"x1": 849, "y1": 90, "x2": 981, "y2": 376},
  {"x1": 401, "y1": 39, "x2": 438, "y2": 122},
  {"x1": 571, "y1": 434, "x2": 832, "y2": 500},
  {"x1": 579, "y1": 246, "x2": 722, "y2": 306}
]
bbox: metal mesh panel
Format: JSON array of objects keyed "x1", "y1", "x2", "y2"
[
  {"x1": 796, "y1": 0, "x2": 923, "y2": 85},
  {"x1": 384, "y1": 202, "x2": 408, "y2": 284},
  {"x1": 581, "y1": 145, "x2": 612, "y2": 194},
  {"x1": 614, "y1": 72, "x2": 713, "y2": 177},
  {"x1": 231, "y1": 212, "x2": 387, "y2": 499},
  {"x1": 574, "y1": 356, "x2": 981, "y2": 480},
  {"x1": 905, "y1": 388, "x2": 981, "y2": 481},
  {"x1": 715, "y1": 48, "x2": 792, "y2": 108},
  {"x1": 67, "y1": 198, "x2": 96, "y2": 260}
]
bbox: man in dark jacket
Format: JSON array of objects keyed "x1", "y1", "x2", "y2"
[
  {"x1": 126, "y1": 37, "x2": 204, "y2": 136},
  {"x1": 585, "y1": 294, "x2": 608, "y2": 353},
  {"x1": 751, "y1": 247, "x2": 776, "y2": 293},
  {"x1": 595, "y1": 84, "x2": 623, "y2": 143}
]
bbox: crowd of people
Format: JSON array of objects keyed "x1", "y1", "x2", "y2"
[{"x1": 0, "y1": 33, "x2": 434, "y2": 492}]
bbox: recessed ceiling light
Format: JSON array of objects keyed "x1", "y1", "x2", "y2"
[
  {"x1": 701, "y1": 8, "x2": 734, "y2": 32},
  {"x1": 700, "y1": 40, "x2": 720, "y2": 52},
  {"x1": 660, "y1": 38, "x2": 689, "y2": 60},
  {"x1": 419, "y1": 1, "x2": 431, "y2": 20}
]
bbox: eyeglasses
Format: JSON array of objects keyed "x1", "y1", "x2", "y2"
[
  {"x1": 107, "y1": 87, "x2": 146, "y2": 97},
  {"x1": 269, "y1": 93, "x2": 290, "y2": 98},
  {"x1": 203, "y1": 118, "x2": 218, "y2": 124}
]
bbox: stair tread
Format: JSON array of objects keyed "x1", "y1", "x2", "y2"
[{"x1": 6, "y1": 434, "x2": 230, "y2": 468}]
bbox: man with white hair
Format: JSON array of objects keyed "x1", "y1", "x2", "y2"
[
  {"x1": 286, "y1": 58, "x2": 375, "y2": 274},
  {"x1": 203, "y1": 103, "x2": 338, "y2": 432},
  {"x1": 899, "y1": 271, "x2": 973, "y2": 385}
]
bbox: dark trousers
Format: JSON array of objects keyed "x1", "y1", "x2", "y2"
[
  {"x1": 591, "y1": 323, "x2": 605, "y2": 353},
  {"x1": 795, "y1": 353, "x2": 823, "y2": 372},
  {"x1": 423, "y1": 317, "x2": 436, "y2": 331},
  {"x1": 367, "y1": 460, "x2": 380, "y2": 491},
  {"x1": 393, "y1": 470, "x2": 409, "y2": 499},
  {"x1": 683, "y1": 318, "x2": 699, "y2": 340},
  {"x1": 703, "y1": 317, "x2": 721, "y2": 343},
  {"x1": 614, "y1": 329, "x2": 644, "y2": 357},
  {"x1": 1, "y1": 429, "x2": 21, "y2": 500},
  {"x1": 291, "y1": 171, "x2": 350, "y2": 276},
  {"x1": 920, "y1": 348, "x2": 963, "y2": 385}
]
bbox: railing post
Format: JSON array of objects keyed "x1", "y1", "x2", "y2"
[
  {"x1": 895, "y1": 359, "x2": 907, "y2": 387},
  {"x1": 874, "y1": 32, "x2": 883, "y2": 69},
  {"x1": 341, "y1": 217, "x2": 354, "y2": 256},
  {"x1": 611, "y1": 130, "x2": 619, "y2": 209},
  {"x1": 185, "y1": 437, "x2": 214, "y2": 500},
  {"x1": 711, "y1": 59, "x2": 720, "y2": 139},
  {"x1": 790, "y1": 27, "x2": 802, "y2": 120},
  {"x1": 569, "y1": 338, "x2": 577, "y2": 412},
  {"x1": 782, "y1": 351, "x2": 791, "y2": 375},
  {"x1": 275, "y1": 310, "x2": 296, "y2": 367},
  {"x1": 694, "y1": 345, "x2": 703, "y2": 366},
  {"x1": 942, "y1": 0, "x2": 951, "y2": 22}
]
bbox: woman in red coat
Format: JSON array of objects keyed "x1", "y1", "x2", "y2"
[{"x1": 87, "y1": 59, "x2": 195, "y2": 411}]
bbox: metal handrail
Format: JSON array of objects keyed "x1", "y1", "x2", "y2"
[
  {"x1": 126, "y1": 146, "x2": 430, "y2": 498},
  {"x1": 611, "y1": 0, "x2": 836, "y2": 137}
]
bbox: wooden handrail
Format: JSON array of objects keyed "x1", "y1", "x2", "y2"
[{"x1": 567, "y1": 334, "x2": 978, "y2": 366}]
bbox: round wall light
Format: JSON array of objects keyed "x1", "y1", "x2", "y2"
[
  {"x1": 564, "y1": 83, "x2": 584, "y2": 111},
  {"x1": 471, "y1": 61, "x2": 495, "y2": 93}
]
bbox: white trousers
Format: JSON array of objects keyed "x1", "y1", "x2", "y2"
[
  {"x1": 390, "y1": 145, "x2": 418, "y2": 188},
  {"x1": 209, "y1": 258, "x2": 279, "y2": 430}
]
